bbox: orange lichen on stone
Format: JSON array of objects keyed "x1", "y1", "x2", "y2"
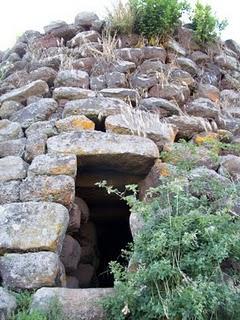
[
  {"x1": 193, "y1": 132, "x2": 219, "y2": 145},
  {"x1": 71, "y1": 118, "x2": 95, "y2": 130}
]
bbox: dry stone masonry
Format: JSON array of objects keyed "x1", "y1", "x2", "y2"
[{"x1": 0, "y1": 9, "x2": 240, "y2": 320}]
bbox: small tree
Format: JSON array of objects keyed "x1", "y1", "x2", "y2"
[
  {"x1": 132, "y1": 0, "x2": 190, "y2": 41},
  {"x1": 192, "y1": 1, "x2": 228, "y2": 44}
]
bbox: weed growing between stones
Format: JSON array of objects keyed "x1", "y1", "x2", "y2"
[
  {"x1": 10, "y1": 291, "x2": 64, "y2": 320},
  {"x1": 97, "y1": 166, "x2": 240, "y2": 319}
]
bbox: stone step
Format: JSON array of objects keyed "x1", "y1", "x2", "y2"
[
  {"x1": 31, "y1": 288, "x2": 114, "y2": 320},
  {"x1": 47, "y1": 131, "x2": 159, "y2": 175}
]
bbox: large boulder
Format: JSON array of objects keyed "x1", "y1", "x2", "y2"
[
  {"x1": 0, "y1": 80, "x2": 49, "y2": 104},
  {"x1": 0, "y1": 156, "x2": 28, "y2": 182},
  {"x1": 47, "y1": 131, "x2": 159, "y2": 175},
  {"x1": 20, "y1": 175, "x2": 75, "y2": 208},
  {"x1": 25, "y1": 120, "x2": 57, "y2": 137},
  {"x1": 0, "y1": 252, "x2": 65, "y2": 289},
  {"x1": 186, "y1": 98, "x2": 220, "y2": 120},
  {"x1": 10, "y1": 98, "x2": 58, "y2": 128},
  {"x1": 0, "y1": 287, "x2": 17, "y2": 320},
  {"x1": 28, "y1": 154, "x2": 77, "y2": 177},
  {"x1": 0, "y1": 201, "x2": 69, "y2": 254},
  {"x1": 31, "y1": 287, "x2": 114, "y2": 320},
  {"x1": 0, "y1": 119, "x2": 24, "y2": 142}
]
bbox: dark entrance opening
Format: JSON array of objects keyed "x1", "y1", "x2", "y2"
[{"x1": 74, "y1": 168, "x2": 140, "y2": 288}]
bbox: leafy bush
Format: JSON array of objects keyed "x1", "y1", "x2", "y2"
[
  {"x1": 192, "y1": 1, "x2": 228, "y2": 44},
  {"x1": 132, "y1": 0, "x2": 189, "y2": 40},
  {"x1": 99, "y1": 173, "x2": 240, "y2": 319},
  {"x1": 106, "y1": 0, "x2": 135, "y2": 35}
]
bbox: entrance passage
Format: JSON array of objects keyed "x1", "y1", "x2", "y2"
[{"x1": 73, "y1": 168, "x2": 141, "y2": 288}]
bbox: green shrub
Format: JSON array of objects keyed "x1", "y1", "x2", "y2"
[
  {"x1": 10, "y1": 292, "x2": 64, "y2": 320},
  {"x1": 99, "y1": 175, "x2": 240, "y2": 320},
  {"x1": 106, "y1": 0, "x2": 136, "y2": 35},
  {"x1": 192, "y1": 1, "x2": 228, "y2": 44},
  {"x1": 132, "y1": 0, "x2": 189, "y2": 40}
]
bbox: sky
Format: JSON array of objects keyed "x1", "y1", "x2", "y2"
[{"x1": 0, "y1": 0, "x2": 239, "y2": 51}]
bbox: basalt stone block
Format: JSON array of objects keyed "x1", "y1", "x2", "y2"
[
  {"x1": 20, "y1": 175, "x2": 75, "y2": 208},
  {"x1": 0, "y1": 138, "x2": 26, "y2": 158},
  {"x1": 10, "y1": 98, "x2": 58, "y2": 128},
  {"x1": 47, "y1": 131, "x2": 159, "y2": 175},
  {"x1": 54, "y1": 70, "x2": 89, "y2": 89},
  {"x1": 0, "y1": 119, "x2": 24, "y2": 142},
  {"x1": 0, "y1": 252, "x2": 66, "y2": 289},
  {"x1": 0, "y1": 287, "x2": 17, "y2": 320},
  {"x1": 0, "y1": 156, "x2": 28, "y2": 182},
  {"x1": 31, "y1": 288, "x2": 114, "y2": 320},
  {"x1": 0, "y1": 201, "x2": 69, "y2": 254},
  {"x1": 0, "y1": 80, "x2": 49, "y2": 104},
  {"x1": 53, "y1": 87, "x2": 95, "y2": 101},
  {"x1": 28, "y1": 154, "x2": 77, "y2": 177},
  {"x1": 0, "y1": 180, "x2": 21, "y2": 204}
]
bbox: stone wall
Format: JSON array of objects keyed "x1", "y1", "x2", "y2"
[{"x1": 0, "y1": 10, "x2": 240, "y2": 320}]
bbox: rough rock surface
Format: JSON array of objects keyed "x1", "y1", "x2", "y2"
[
  {"x1": 31, "y1": 287, "x2": 114, "y2": 320},
  {"x1": 0, "y1": 181, "x2": 21, "y2": 204},
  {"x1": 0, "y1": 252, "x2": 65, "y2": 289},
  {"x1": 20, "y1": 175, "x2": 75, "y2": 208},
  {"x1": 55, "y1": 115, "x2": 95, "y2": 132},
  {"x1": 60, "y1": 235, "x2": 81, "y2": 272},
  {"x1": 0, "y1": 201, "x2": 69, "y2": 253},
  {"x1": 0, "y1": 287, "x2": 17, "y2": 320},
  {"x1": 10, "y1": 98, "x2": 58, "y2": 128},
  {"x1": 47, "y1": 131, "x2": 159, "y2": 174},
  {"x1": 0, "y1": 119, "x2": 23, "y2": 142},
  {"x1": 28, "y1": 154, "x2": 77, "y2": 177},
  {"x1": 0, "y1": 80, "x2": 49, "y2": 104},
  {"x1": 0, "y1": 156, "x2": 28, "y2": 182}
]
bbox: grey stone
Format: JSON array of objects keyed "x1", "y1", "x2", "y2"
[
  {"x1": 10, "y1": 98, "x2": 58, "y2": 128},
  {"x1": 63, "y1": 97, "x2": 128, "y2": 123},
  {"x1": 53, "y1": 87, "x2": 95, "y2": 101},
  {"x1": 0, "y1": 120, "x2": 23, "y2": 142},
  {"x1": 140, "y1": 98, "x2": 181, "y2": 116},
  {"x1": 47, "y1": 131, "x2": 159, "y2": 175},
  {"x1": 75, "y1": 12, "x2": 99, "y2": 27},
  {"x1": 0, "y1": 287, "x2": 17, "y2": 320},
  {"x1": 31, "y1": 287, "x2": 114, "y2": 320},
  {"x1": 24, "y1": 134, "x2": 47, "y2": 162},
  {"x1": 68, "y1": 31, "x2": 100, "y2": 47},
  {"x1": 176, "y1": 57, "x2": 199, "y2": 76},
  {"x1": 0, "y1": 252, "x2": 66, "y2": 289},
  {"x1": 28, "y1": 154, "x2": 77, "y2": 177},
  {"x1": 0, "y1": 181, "x2": 21, "y2": 204},
  {"x1": 218, "y1": 155, "x2": 240, "y2": 181},
  {"x1": 105, "y1": 113, "x2": 177, "y2": 150},
  {"x1": 0, "y1": 156, "x2": 28, "y2": 182},
  {"x1": 0, "y1": 138, "x2": 26, "y2": 158},
  {"x1": 29, "y1": 67, "x2": 57, "y2": 85},
  {"x1": 149, "y1": 83, "x2": 190, "y2": 105},
  {"x1": 187, "y1": 98, "x2": 220, "y2": 120},
  {"x1": 25, "y1": 120, "x2": 57, "y2": 138},
  {"x1": 54, "y1": 70, "x2": 89, "y2": 89},
  {"x1": 100, "y1": 88, "x2": 137, "y2": 101},
  {"x1": 116, "y1": 48, "x2": 143, "y2": 64},
  {"x1": 0, "y1": 201, "x2": 69, "y2": 254},
  {"x1": 215, "y1": 54, "x2": 239, "y2": 71},
  {"x1": 55, "y1": 115, "x2": 95, "y2": 133},
  {"x1": 20, "y1": 175, "x2": 75, "y2": 208},
  {"x1": 0, "y1": 80, "x2": 49, "y2": 104},
  {"x1": 0, "y1": 101, "x2": 23, "y2": 119},
  {"x1": 142, "y1": 46, "x2": 166, "y2": 62},
  {"x1": 166, "y1": 115, "x2": 213, "y2": 139},
  {"x1": 106, "y1": 72, "x2": 127, "y2": 88}
]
